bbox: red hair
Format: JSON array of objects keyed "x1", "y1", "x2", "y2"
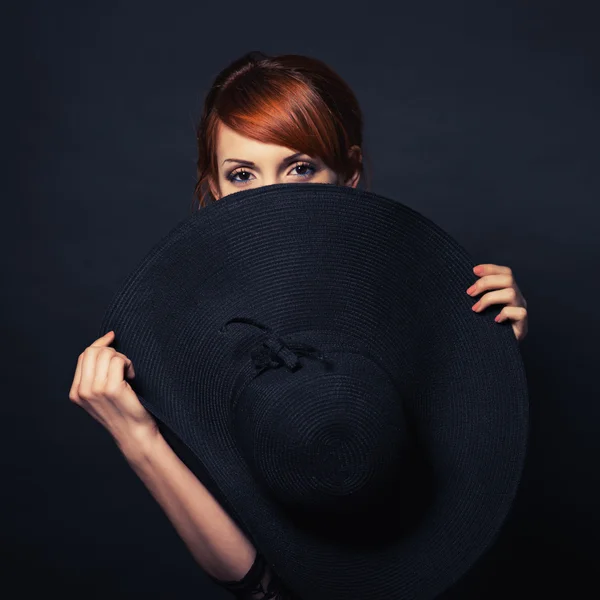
[{"x1": 192, "y1": 51, "x2": 370, "y2": 210}]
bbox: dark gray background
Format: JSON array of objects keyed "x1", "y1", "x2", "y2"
[{"x1": 5, "y1": 0, "x2": 599, "y2": 597}]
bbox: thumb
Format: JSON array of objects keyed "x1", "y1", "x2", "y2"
[{"x1": 92, "y1": 330, "x2": 115, "y2": 347}]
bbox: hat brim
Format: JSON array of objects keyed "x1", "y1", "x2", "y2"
[{"x1": 100, "y1": 183, "x2": 528, "y2": 600}]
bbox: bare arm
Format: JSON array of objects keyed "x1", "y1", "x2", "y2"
[
  {"x1": 70, "y1": 332, "x2": 290, "y2": 597},
  {"x1": 119, "y1": 430, "x2": 257, "y2": 582}
]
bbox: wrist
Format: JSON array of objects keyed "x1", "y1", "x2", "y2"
[{"x1": 115, "y1": 423, "x2": 162, "y2": 467}]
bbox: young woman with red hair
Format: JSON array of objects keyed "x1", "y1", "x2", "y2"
[
  {"x1": 192, "y1": 50, "x2": 365, "y2": 211},
  {"x1": 70, "y1": 51, "x2": 529, "y2": 599}
]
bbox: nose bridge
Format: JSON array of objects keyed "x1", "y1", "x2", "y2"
[
  {"x1": 263, "y1": 167, "x2": 285, "y2": 186},
  {"x1": 263, "y1": 175, "x2": 280, "y2": 186}
]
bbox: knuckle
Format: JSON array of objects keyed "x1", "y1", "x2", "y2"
[
  {"x1": 83, "y1": 347, "x2": 96, "y2": 360},
  {"x1": 105, "y1": 380, "x2": 123, "y2": 397},
  {"x1": 90, "y1": 382, "x2": 105, "y2": 396},
  {"x1": 78, "y1": 385, "x2": 91, "y2": 401}
]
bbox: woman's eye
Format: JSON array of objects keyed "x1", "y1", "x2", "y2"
[
  {"x1": 291, "y1": 162, "x2": 317, "y2": 178},
  {"x1": 227, "y1": 169, "x2": 255, "y2": 184}
]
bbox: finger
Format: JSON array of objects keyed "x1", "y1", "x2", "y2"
[
  {"x1": 93, "y1": 348, "x2": 114, "y2": 393},
  {"x1": 78, "y1": 347, "x2": 103, "y2": 400},
  {"x1": 467, "y1": 274, "x2": 513, "y2": 295},
  {"x1": 69, "y1": 352, "x2": 85, "y2": 402},
  {"x1": 126, "y1": 358, "x2": 135, "y2": 380},
  {"x1": 103, "y1": 348, "x2": 136, "y2": 380},
  {"x1": 473, "y1": 264, "x2": 513, "y2": 276},
  {"x1": 107, "y1": 355, "x2": 129, "y2": 397},
  {"x1": 113, "y1": 351, "x2": 135, "y2": 380},
  {"x1": 495, "y1": 306, "x2": 528, "y2": 322},
  {"x1": 472, "y1": 288, "x2": 518, "y2": 311},
  {"x1": 91, "y1": 330, "x2": 116, "y2": 348}
]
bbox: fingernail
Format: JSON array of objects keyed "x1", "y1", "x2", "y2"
[
  {"x1": 466, "y1": 285, "x2": 476, "y2": 295},
  {"x1": 472, "y1": 302, "x2": 481, "y2": 311},
  {"x1": 473, "y1": 266, "x2": 484, "y2": 275}
]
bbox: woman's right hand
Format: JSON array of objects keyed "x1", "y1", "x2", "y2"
[{"x1": 69, "y1": 331, "x2": 159, "y2": 452}]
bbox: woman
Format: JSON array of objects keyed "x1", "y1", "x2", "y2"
[{"x1": 69, "y1": 51, "x2": 529, "y2": 599}]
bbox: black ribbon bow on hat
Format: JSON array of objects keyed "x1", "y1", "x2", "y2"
[{"x1": 219, "y1": 316, "x2": 330, "y2": 375}]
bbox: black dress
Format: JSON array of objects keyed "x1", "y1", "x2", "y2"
[
  {"x1": 156, "y1": 419, "x2": 299, "y2": 599},
  {"x1": 205, "y1": 551, "x2": 299, "y2": 599}
]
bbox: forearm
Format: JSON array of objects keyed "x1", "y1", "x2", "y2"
[{"x1": 118, "y1": 430, "x2": 257, "y2": 582}]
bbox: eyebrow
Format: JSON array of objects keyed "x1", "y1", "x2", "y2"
[{"x1": 221, "y1": 152, "x2": 308, "y2": 168}]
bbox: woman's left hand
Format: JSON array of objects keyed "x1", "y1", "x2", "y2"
[{"x1": 467, "y1": 264, "x2": 528, "y2": 342}]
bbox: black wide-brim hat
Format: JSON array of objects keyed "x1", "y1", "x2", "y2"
[{"x1": 99, "y1": 183, "x2": 529, "y2": 600}]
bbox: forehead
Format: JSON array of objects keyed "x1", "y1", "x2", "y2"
[{"x1": 216, "y1": 121, "x2": 298, "y2": 161}]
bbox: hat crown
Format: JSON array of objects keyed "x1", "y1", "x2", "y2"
[{"x1": 230, "y1": 330, "x2": 415, "y2": 518}]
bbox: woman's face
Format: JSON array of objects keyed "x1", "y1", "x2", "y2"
[{"x1": 210, "y1": 122, "x2": 360, "y2": 200}]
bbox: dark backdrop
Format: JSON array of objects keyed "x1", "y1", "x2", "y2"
[{"x1": 5, "y1": 1, "x2": 599, "y2": 598}]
